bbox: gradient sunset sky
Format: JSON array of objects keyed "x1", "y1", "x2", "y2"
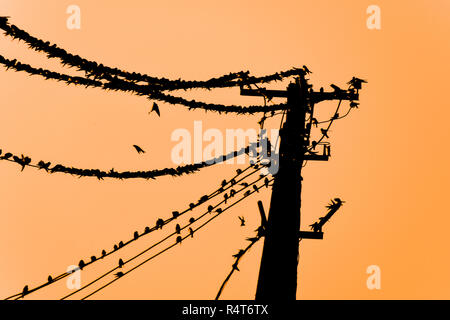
[{"x1": 0, "y1": 0, "x2": 449, "y2": 299}]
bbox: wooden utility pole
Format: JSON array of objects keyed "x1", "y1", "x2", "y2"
[{"x1": 241, "y1": 71, "x2": 359, "y2": 300}]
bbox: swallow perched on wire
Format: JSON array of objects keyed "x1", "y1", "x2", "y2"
[
  {"x1": 253, "y1": 185, "x2": 259, "y2": 193},
  {"x1": 189, "y1": 217, "x2": 195, "y2": 224},
  {"x1": 114, "y1": 272, "x2": 124, "y2": 279},
  {"x1": 238, "y1": 216, "x2": 246, "y2": 226},
  {"x1": 176, "y1": 224, "x2": 181, "y2": 234},
  {"x1": 189, "y1": 227, "x2": 194, "y2": 238},
  {"x1": 22, "y1": 285, "x2": 29, "y2": 297},
  {"x1": 207, "y1": 205, "x2": 214, "y2": 213},
  {"x1": 118, "y1": 259, "x2": 124, "y2": 268},
  {"x1": 320, "y1": 128, "x2": 329, "y2": 138},
  {"x1": 91, "y1": 256, "x2": 97, "y2": 262},
  {"x1": 48, "y1": 276, "x2": 53, "y2": 283},
  {"x1": 176, "y1": 236, "x2": 182, "y2": 244},
  {"x1": 149, "y1": 102, "x2": 160, "y2": 117},
  {"x1": 224, "y1": 193, "x2": 229, "y2": 204},
  {"x1": 240, "y1": 182, "x2": 249, "y2": 187},
  {"x1": 78, "y1": 260, "x2": 85, "y2": 270},
  {"x1": 144, "y1": 226, "x2": 151, "y2": 234},
  {"x1": 264, "y1": 178, "x2": 270, "y2": 188},
  {"x1": 133, "y1": 145, "x2": 145, "y2": 154},
  {"x1": 102, "y1": 250, "x2": 107, "y2": 257},
  {"x1": 134, "y1": 231, "x2": 139, "y2": 240}
]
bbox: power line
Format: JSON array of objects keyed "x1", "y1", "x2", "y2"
[
  {"x1": 0, "y1": 54, "x2": 288, "y2": 114},
  {"x1": 77, "y1": 177, "x2": 272, "y2": 300},
  {"x1": 5, "y1": 163, "x2": 264, "y2": 300},
  {"x1": 0, "y1": 17, "x2": 303, "y2": 91},
  {"x1": 0, "y1": 145, "x2": 251, "y2": 181}
]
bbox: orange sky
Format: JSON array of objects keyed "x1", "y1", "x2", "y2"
[{"x1": 0, "y1": 0, "x2": 449, "y2": 300}]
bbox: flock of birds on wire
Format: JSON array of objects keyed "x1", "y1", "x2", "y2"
[{"x1": 0, "y1": 16, "x2": 366, "y2": 299}]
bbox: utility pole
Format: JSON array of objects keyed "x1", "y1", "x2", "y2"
[{"x1": 240, "y1": 70, "x2": 359, "y2": 300}]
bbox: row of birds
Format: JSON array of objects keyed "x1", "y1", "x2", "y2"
[{"x1": 17, "y1": 169, "x2": 267, "y2": 297}]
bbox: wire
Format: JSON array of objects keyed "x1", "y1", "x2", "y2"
[
  {"x1": 215, "y1": 233, "x2": 263, "y2": 300},
  {"x1": 5, "y1": 163, "x2": 263, "y2": 300},
  {"x1": 0, "y1": 145, "x2": 250, "y2": 181},
  {"x1": 0, "y1": 16, "x2": 304, "y2": 91},
  {"x1": 70, "y1": 177, "x2": 272, "y2": 300},
  {"x1": 0, "y1": 54, "x2": 288, "y2": 115}
]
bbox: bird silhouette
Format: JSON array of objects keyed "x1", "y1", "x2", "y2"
[
  {"x1": 244, "y1": 190, "x2": 251, "y2": 197},
  {"x1": 320, "y1": 128, "x2": 329, "y2": 138},
  {"x1": 189, "y1": 227, "x2": 194, "y2": 238},
  {"x1": 102, "y1": 250, "x2": 107, "y2": 257},
  {"x1": 221, "y1": 179, "x2": 227, "y2": 187},
  {"x1": 22, "y1": 285, "x2": 29, "y2": 297},
  {"x1": 172, "y1": 211, "x2": 180, "y2": 218},
  {"x1": 91, "y1": 256, "x2": 97, "y2": 262},
  {"x1": 347, "y1": 77, "x2": 367, "y2": 90},
  {"x1": 350, "y1": 101, "x2": 359, "y2": 108},
  {"x1": 156, "y1": 218, "x2": 165, "y2": 229},
  {"x1": 236, "y1": 169, "x2": 242, "y2": 175},
  {"x1": 264, "y1": 178, "x2": 269, "y2": 188},
  {"x1": 119, "y1": 241, "x2": 124, "y2": 248},
  {"x1": 118, "y1": 259, "x2": 124, "y2": 268},
  {"x1": 48, "y1": 276, "x2": 53, "y2": 283},
  {"x1": 240, "y1": 182, "x2": 249, "y2": 187},
  {"x1": 114, "y1": 272, "x2": 124, "y2": 278},
  {"x1": 133, "y1": 145, "x2": 145, "y2": 154},
  {"x1": 149, "y1": 102, "x2": 161, "y2": 117},
  {"x1": 224, "y1": 193, "x2": 228, "y2": 204},
  {"x1": 303, "y1": 65, "x2": 312, "y2": 74},
  {"x1": 144, "y1": 226, "x2": 151, "y2": 234},
  {"x1": 312, "y1": 118, "x2": 319, "y2": 127},
  {"x1": 114, "y1": 244, "x2": 118, "y2": 251},
  {"x1": 176, "y1": 224, "x2": 181, "y2": 234},
  {"x1": 230, "y1": 178, "x2": 236, "y2": 185},
  {"x1": 216, "y1": 208, "x2": 223, "y2": 214},
  {"x1": 2, "y1": 152, "x2": 12, "y2": 160},
  {"x1": 309, "y1": 222, "x2": 322, "y2": 232},
  {"x1": 134, "y1": 231, "x2": 139, "y2": 240},
  {"x1": 176, "y1": 236, "x2": 182, "y2": 244},
  {"x1": 207, "y1": 205, "x2": 213, "y2": 212},
  {"x1": 189, "y1": 217, "x2": 195, "y2": 224},
  {"x1": 238, "y1": 216, "x2": 246, "y2": 226},
  {"x1": 253, "y1": 185, "x2": 259, "y2": 193},
  {"x1": 229, "y1": 189, "x2": 236, "y2": 197},
  {"x1": 78, "y1": 260, "x2": 85, "y2": 270},
  {"x1": 189, "y1": 203, "x2": 195, "y2": 210}
]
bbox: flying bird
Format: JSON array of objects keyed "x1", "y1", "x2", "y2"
[
  {"x1": 133, "y1": 145, "x2": 145, "y2": 154},
  {"x1": 149, "y1": 102, "x2": 161, "y2": 117},
  {"x1": 238, "y1": 216, "x2": 246, "y2": 226}
]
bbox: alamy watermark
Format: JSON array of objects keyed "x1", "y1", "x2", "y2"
[{"x1": 171, "y1": 121, "x2": 280, "y2": 174}]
